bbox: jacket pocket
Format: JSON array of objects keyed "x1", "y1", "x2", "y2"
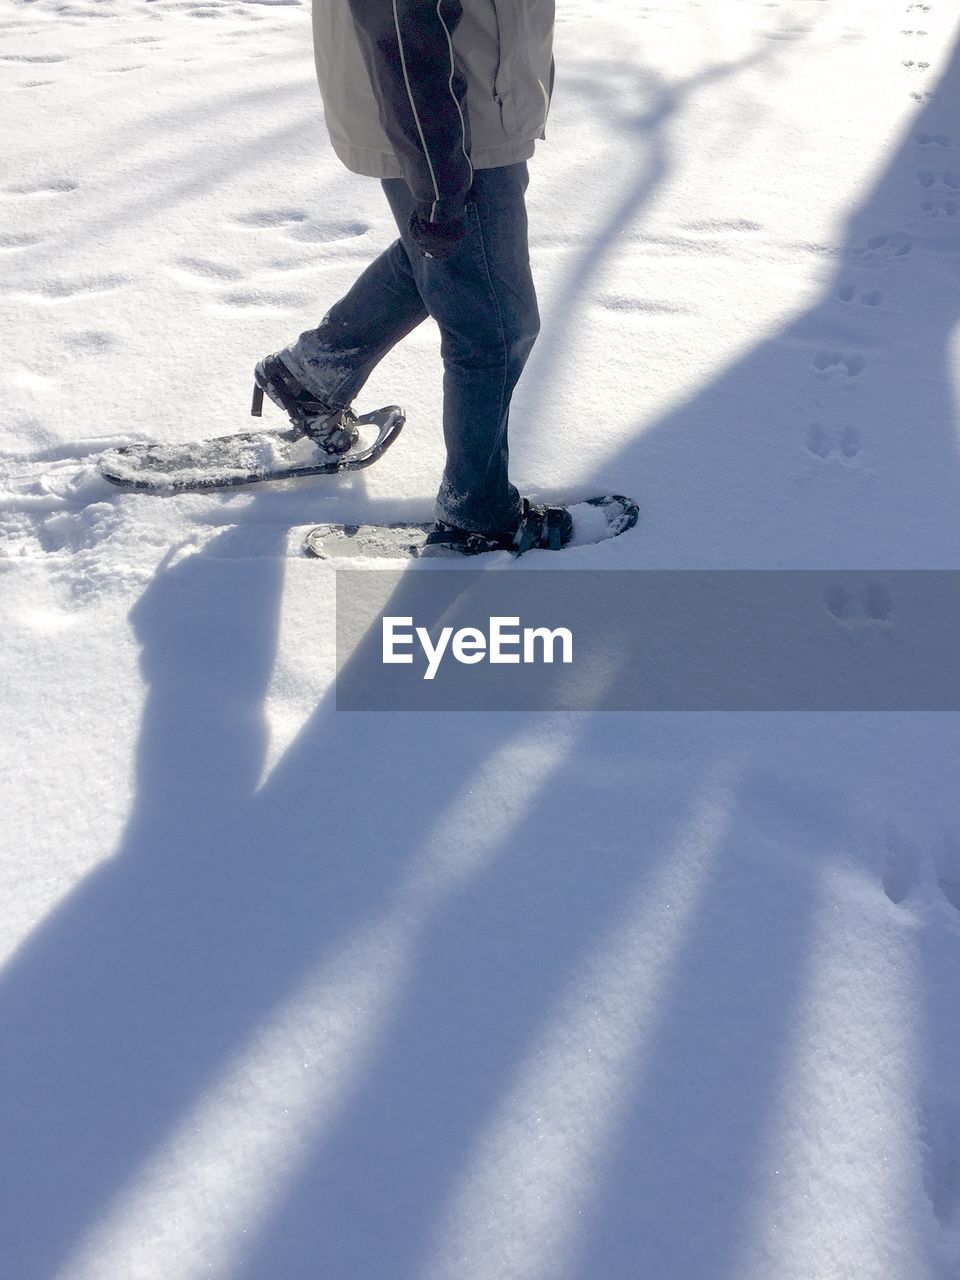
[{"x1": 490, "y1": 0, "x2": 550, "y2": 138}]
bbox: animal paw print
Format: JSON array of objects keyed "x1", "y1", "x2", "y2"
[
  {"x1": 811, "y1": 350, "x2": 867, "y2": 377},
  {"x1": 825, "y1": 579, "x2": 892, "y2": 623},
  {"x1": 836, "y1": 283, "x2": 883, "y2": 307},
  {"x1": 918, "y1": 171, "x2": 960, "y2": 217},
  {"x1": 920, "y1": 1100, "x2": 960, "y2": 1233},
  {"x1": 882, "y1": 824, "x2": 926, "y2": 905},
  {"x1": 805, "y1": 422, "x2": 861, "y2": 461},
  {"x1": 920, "y1": 197, "x2": 959, "y2": 217},
  {"x1": 935, "y1": 829, "x2": 960, "y2": 914},
  {"x1": 857, "y1": 231, "x2": 914, "y2": 258},
  {"x1": 883, "y1": 826, "x2": 960, "y2": 915}
]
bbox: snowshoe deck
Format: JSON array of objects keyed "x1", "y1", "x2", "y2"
[
  {"x1": 303, "y1": 495, "x2": 639, "y2": 560},
  {"x1": 98, "y1": 406, "x2": 404, "y2": 493}
]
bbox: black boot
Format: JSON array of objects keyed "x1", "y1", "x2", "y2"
[
  {"x1": 252, "y1": 353, "x2": 359, "y2": 455},
  {"x1": 423, "y1": 499, "x2": 574, "y2": 556}
]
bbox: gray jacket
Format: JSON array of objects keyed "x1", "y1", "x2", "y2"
[{"x1": 311, "y1": 0, "x2": 554, "y2": 222}]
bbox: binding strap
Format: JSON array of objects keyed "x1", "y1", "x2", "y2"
[{"x1": 513, "y1": 504, "x2": 570, "y2": 556}]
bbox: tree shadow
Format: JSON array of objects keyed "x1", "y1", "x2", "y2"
[
  {"x1": 521, "y1": 37, "x2": 960, "y2": 569},
  {"x1": 224, "y1": 731, "x2": 834, "y2": 1280}
]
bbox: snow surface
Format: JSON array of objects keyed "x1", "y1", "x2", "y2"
[{"x1": 3, "y1": 0, "x2": 960, "y2": 1276}]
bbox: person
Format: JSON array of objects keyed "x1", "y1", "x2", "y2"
[{"x1": 253, "y1": 0, "x2": 573, "y2": 555}]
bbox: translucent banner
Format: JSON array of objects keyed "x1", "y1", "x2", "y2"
[{"x1": 334, "y1": 570, "x2": 960, "y2": 711}]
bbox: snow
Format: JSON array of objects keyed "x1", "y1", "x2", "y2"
[{"x1": 2, "y1": 0, "x2": 960, "y2": 1277}]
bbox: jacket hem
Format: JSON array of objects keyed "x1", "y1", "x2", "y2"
[{"x1": 330, "y1": 136, "x2": 538, "y2": 181}]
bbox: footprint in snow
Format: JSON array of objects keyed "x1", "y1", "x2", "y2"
[
  {"x1": 805, "y1": 422, "x2": 861, "y2": 461},
  {"x1": 0, "y1": 232, "x2": 42, "y2": 251},
  {"x1": 4, "y1": 178, "x2": 79, "y2": 196},
  {"x1": 920, "y1": 1100, "x2": 960, "y2": 1233},
  {"x1": 0, "y1": 53, "x2": 69, "y2": 64},
  {"x1": 217, "y1": 288, "x2": 309, "y2": 311},
  {"x1": 231, "y1": 207, "x2": 310, "y2": 228},
  {"x1": 262, "y1": 254, "x2": 321, "y2": 273},
  {"x1": 148, "y1": 0, "x2": 233, "y2": 11},
  {"x1": 285, "y1": 220, "x2": 371, "y2": 244},
  {"x1": 882, "y1": 826, "x2": 960, "y2": 916},
  {"x1": 677, "y1": 218, "x2": 762, "y2": 234},
  {"x1": 853, "y1": 231, "x2": 914, "y2": 258},
  {"x1": 825, "y1": 579, "x2": 892, "y2": 624},
  {"x1": 5, "y1": 274, "x2": 129, "y2": 301},
  {"x1": 173, "y1": 256, "x2": 245, "y2": 282},
  {"x1": 811, "y1": 349, "x2": 867, "y2": 377},
  {"x1": 882, "y1": 825, "x2": 926, "y2": 906},
  {"x1": 60, "y1": 330, "x2": 119, "y2": 354},
  {"x1": 596, "y1": 295, "x2": 690, "y2": 316},
  {"x1": 836, "y1": 283, "x2": 883, "y2": 307},
  {"x1": 934, "y1": 829, "x2": 960, "y2": 915},
  {"x1": 917, "y1": 171, "x2": 960, "y2": 217},
  {"x1": 919, "y1": 197, "x2": 959, "y2": 217}
]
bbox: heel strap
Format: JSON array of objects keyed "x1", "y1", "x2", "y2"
[{"x1": 514, "y1": 504, "x2": 570, "y2": 555}]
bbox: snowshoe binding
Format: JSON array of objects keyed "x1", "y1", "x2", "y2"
[
  {"x1": 252, "y1": 353, "x2": 359, "y2": 455},
  {"x1": 422, "y1": 499, "x2": 575, "y2": 557}
]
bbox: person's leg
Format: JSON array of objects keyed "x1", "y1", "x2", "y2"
[
  {"x1": 382, "y1": 162, "x2": 539, "y2": 534},
  {"x1": 276, "y1": 237, "x2": 429, "y2": 409}
]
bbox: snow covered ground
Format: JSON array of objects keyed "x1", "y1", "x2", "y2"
[{"x1": 3, "y1": 0, "x2": 960, "y2": 1275}]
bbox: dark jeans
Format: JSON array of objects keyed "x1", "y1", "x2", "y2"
[{"x1": 277, "y1": 162, "x2": 539, "y2": 533}]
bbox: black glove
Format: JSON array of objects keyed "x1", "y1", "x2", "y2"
[{"x1": 408, "y1": 208, "x2": 467, "y2": 261}]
